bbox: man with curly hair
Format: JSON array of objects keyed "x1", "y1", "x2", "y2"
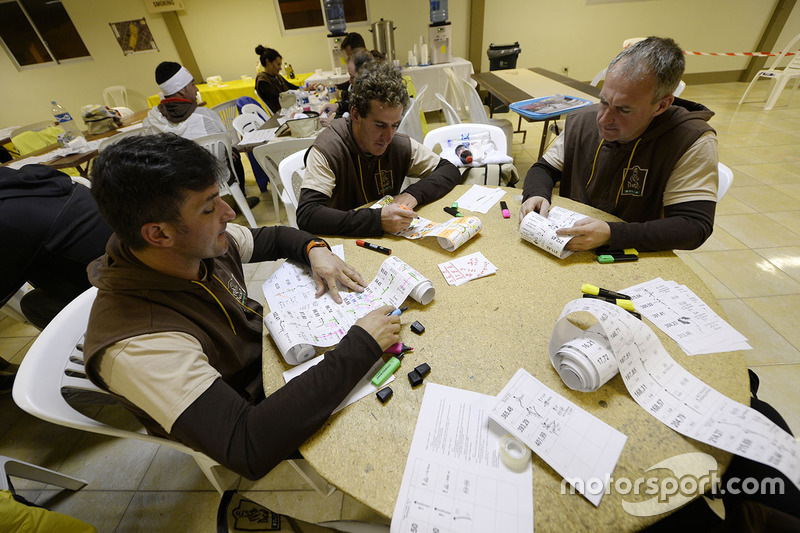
[{"x1": 297, "y1": 61, "x2": 461, "y2": 237}]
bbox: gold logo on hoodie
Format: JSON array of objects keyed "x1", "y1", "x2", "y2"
[
  {"x1": 622, "y1": 165, "x2": 647, "y2": 197},
  {"x1": 376, "y1": 169, "x2": 393, "y2": 195}
]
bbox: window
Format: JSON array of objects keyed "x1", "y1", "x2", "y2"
[
  {"x1": 0, "y1": 0, "x2": 89, "y2": 68},
  {"x1": 275, "y1": 0, "x2": 368, "y2": 33}
]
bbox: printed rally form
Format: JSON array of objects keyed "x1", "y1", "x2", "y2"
[
  {"x1": 549, "y1": 298, "x2": 800, "y2": 492},
  {"x1": 490, "y1": 369, "x2": 628, "y2": 506},
  {"x1": 264, "y1": 256, "x2": 435, "y2": 365},
  {"x1": 391, "y1": 383, "x2": 534, "y2": 533},
  {"x1": 519, "y1": 206, "x2": 586, "y2": 259}
]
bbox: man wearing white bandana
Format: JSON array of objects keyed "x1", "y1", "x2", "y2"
[{"x1": 143, "y1": 61, "x2": 259, "y2": 208}]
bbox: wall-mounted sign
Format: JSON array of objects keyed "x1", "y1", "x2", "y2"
[
  {"x1": 110, "y1": 19, "x2": 159, "y2": 55},
  {"x1": 143, "y1": 0, "x2": 185, "y2": 13}
]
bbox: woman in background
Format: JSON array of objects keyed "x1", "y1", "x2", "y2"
[{"x1": 254, "y1": 45, "x2": 298, "y2": 114}]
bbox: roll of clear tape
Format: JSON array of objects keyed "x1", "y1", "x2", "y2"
[{"x1": 500, "y1": 434, "x2": 531, "y2": 472}]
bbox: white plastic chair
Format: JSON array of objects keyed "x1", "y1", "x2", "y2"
[
  {"x1": 232, "y1": 113, "x2": 265, "y2": 140},
  {"x1": 0, "y1": 283, "x2": 32, "y2": 324},
  {"x1": 97, "y1": 128, "x2": 144, "y2": 152},
  {"x1": 277, "y1": 149, "x2": 308, "y2": 228},
  {"x1": 0, "y1": 455, "x2": 87, "y2": 492},
  {"x1": 397, "y1": 85, "x2": 427, "y2": 143},
  {"x1": 435, "y1": 93, "x2": 462, "y2": 125},
  {"x1": 211, "y1": 99, "x2": 239, "y2": 143},
  {"x1": 717, "y1": 162, "x2": 734, "y2": 201},
  {"x1": 12, "y1": 287, "x2": 337, "y2": 498},
  {"x1": 252, "y1": 139, "x2": 315, "y2": 225},
  {"x1": 423, "y1": 123, "x2": 509, "y2": 156},
  {"x1": 242, "y1": 103, "x2": 270, "y2": 121},
  {"x1": 459, "y1": 78, "x2": 514, "y2": 155},
  {"x1": 739, "y1": 32, "x2": 800, "y2": 111},
  {"x1": 11, "y1": 287, "x2": 240, "y2": 494},
  {"x1": 194, "y1": 133, "x2": 258, "y2": 228},
  {"x1": 443, "y1": 67, "x2": 470, "y2": 121},
  {"x1": 102, "y1": 86, "x2": 128, "y2": 108}
]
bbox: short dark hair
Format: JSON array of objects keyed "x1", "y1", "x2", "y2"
[
  {"x1": 350, "y1": 60, "x2": 410, "y2": 118},
  {"x1": 341, "y1": 32, "x2": 366, "y2": 52},
  {"x1": 607, "y1": 36, "x2": 685, "y2": 102},
  {"x1": 255, "y1": 45, "x2": 281, "y2": 67},
  {"x1": 155, "y1": 61, "x2": 182, "y2": 85},
  {"x1": 91, "y1": 134, "x2": 222, "y2": 250},
  {"x1": 347, "y1": 48, "x2": 375, "y2": 73}
]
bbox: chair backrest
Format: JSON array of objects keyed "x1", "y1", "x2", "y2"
[
  {"x1": 97, "y1": 127, "x2": 144, "y2": 152},
  {"x1": 764, "y1": 32, "x2": 800, "y2": 71},
  {"x1": 277, "y1": 149, "x2": 308, "y2": 228},
  {"x1": 12, "y1": 287, "x2": 240, "y2": 493},
  {"x1": 232, "y1": 113, "x2": 265, "y2": 138},
  {"x1": 397, "y1": 85, "x2": 427, "y2": 143},
  {"x1": 194, "y1": 132, "x2": 236, "y2": 181},
  {"x1": 435, "y1": 93, "x2": 462, "y2": 125},
  {"x1": 211, "y1": 99, "x2": 239, "y2": 143},
  {"x1": 717, "y1": 162, "x2": 734, "y2": 201},
  {"x1": 423, "y1": 123, "x2": 509, "y2": 157},
  {"x1": 443, "y1": 67, "x2": 469, "y2": 121},
  {"x1": 459, "y1": 79, "x2": 491, "y2": 124},
  {"x1": 242, "y1": 103, "x2": 270, "y2": 121},
  {"x1": 103, "y1": 86, "x2": 128, "y2": 108}
]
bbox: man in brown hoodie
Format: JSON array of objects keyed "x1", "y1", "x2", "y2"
[{"x1": 520, "y1": 37, "x2": 718, "y2": 252}]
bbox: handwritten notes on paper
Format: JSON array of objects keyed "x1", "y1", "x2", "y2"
[
  {"x1": 395, "y1": 216, "x2": 483, "y2": 252},
  {"x1": 264, "y1": 256, "x2": 434, "y2": 365},
  {"x1": 438, "y1": 252, "x2": 497, "y2": 286},
  {"x1": 490, "y1": 369, "x2": 628, "y2": 506},
  {"x1": 391, "y1": 383, "x2": 534, "y2": 533},
  {"x1": 550, "y1": 298, "x2": 800, "y2": 492},
  {"x1": 519, "y1": 206, "x2": 586, "y2": 259},
  {"x1": 262, "y1": 245, "x2": 346, "y2": 314},
  {"x1": 622, "y1": 278, "x2": 752, "y2": 355},
  {"x1": 370, "y1": 196, "x2": 483, "y2": 251}
]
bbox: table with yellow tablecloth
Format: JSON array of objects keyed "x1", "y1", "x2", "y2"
[{"x1": 147, "y1": 74, "x2": 314, "y2": 109}]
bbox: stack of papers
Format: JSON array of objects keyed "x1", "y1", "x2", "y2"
[
  {"x1": 622, "y1": 278, "x2": 751, "y2": 355},
  {"x1": 239, "y1": 127, "x2": 278, "y2": 146},
  {"x1": 438, "y1": 251, "x2": 497, "y2": 286},
  {"x1": 454, "y1": 184, "x2": 506, "y2": 214}
]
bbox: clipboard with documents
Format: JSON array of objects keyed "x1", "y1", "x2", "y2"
[{"x1": 510, "y1": 94, "x2": 592, "y2": 119}]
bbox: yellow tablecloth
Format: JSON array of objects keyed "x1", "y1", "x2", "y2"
[{"x1": 146, "y1": 74, "x2": 313, "y2": 109}]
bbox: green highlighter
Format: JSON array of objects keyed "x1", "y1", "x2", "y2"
[
  {"x1": 597, "y1": 254, "x2": 638, "y2": 264},
  {"x1": 372, "y1": 353, "x2": 405, "y2": 387}
]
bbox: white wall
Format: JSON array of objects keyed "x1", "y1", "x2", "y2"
[
  {"x1": 480, "y1": 0, "x2": 794, "y2": 80},
  {"x1": 0, "y1": 0, "x2": 797, "y2": 126}
]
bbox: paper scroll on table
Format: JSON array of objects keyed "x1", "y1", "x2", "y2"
[
  {"x1": 549, "y1": 298, "x2": 800, "y2": 492},
  {"x1": 264, "y1": 256, "x2": 434, "y2": 365}
]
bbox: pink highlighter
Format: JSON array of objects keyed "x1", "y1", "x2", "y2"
[{"x1": 500, "y1": 201, "x2": 510, "y2": 219}]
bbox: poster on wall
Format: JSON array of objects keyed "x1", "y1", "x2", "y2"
[{"x1": 109, "y1": 19, "x2": 159, "y2": 55}]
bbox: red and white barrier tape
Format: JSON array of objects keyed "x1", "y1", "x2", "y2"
[{"x1": 684, "y1": 50, "x2": 799, "y2": 57}]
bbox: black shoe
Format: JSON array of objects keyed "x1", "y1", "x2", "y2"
[{"x1": 246, "y1": 196, "x2": 260, "y2": 209}]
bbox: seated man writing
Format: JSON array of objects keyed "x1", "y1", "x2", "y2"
[
  {"x1": 296, "y1": 60, "x2": 462, "y2": 237},
  {"x1": 520, "y1": 36, "x2": 718, "y2": 252},
  {"x1": 84, "y1": 133, "x2": 401, "y2": 479}
]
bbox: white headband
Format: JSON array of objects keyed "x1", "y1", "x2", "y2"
[{"x1": 159, "y1": 66, "x2": 194, "y2": 96}]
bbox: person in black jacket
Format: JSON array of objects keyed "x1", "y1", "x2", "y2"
[{"x1": 0, "y1": 165, "x2": 112, "y2": 329}]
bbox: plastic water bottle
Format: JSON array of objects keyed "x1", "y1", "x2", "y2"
[
  {"x1": 299, "y1": 86, "x2": 311, "y2": 112},
  {"x1": 51, "y1": 100, "x2": 82, "y2": 140},
  {"x1": 324, "y1": 0, "x2": 346, "y2": 35},
  {"x1": 455, "y1": 144, "x2": 473, "y2": 164},
  {"x1": 325, "y1": 78, "x2": 338, "y2": 102},
  {"x1": 429, "y1": 0, "x2": 448, "y2": 25}
]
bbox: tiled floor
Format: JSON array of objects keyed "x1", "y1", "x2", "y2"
[{"x1": 1, "y1": 80, "x2": 798, "y2": 531}]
